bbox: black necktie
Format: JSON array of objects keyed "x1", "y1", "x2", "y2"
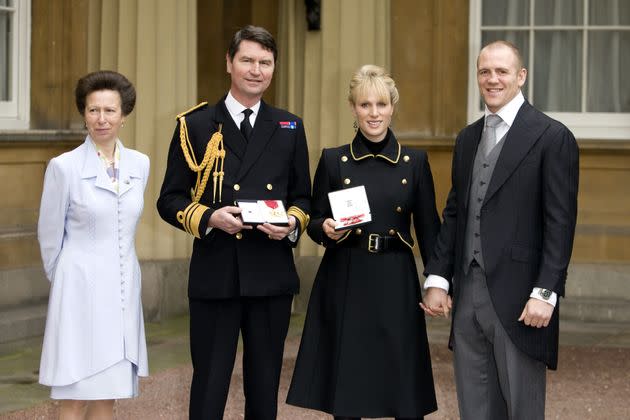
[{"x1": 240, "y1": 108, "x2": 253, "y2": 142}]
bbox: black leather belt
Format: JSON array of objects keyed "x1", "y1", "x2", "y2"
[{"x1": 344, "y1": 233, "x2": 406, "y2": 253}]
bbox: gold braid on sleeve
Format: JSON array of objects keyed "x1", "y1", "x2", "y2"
[
  {"x1": 174, "y1": 110, "x2": 225, "y2": 239},
  {"x1": 178, "y1": 116, "x2": 225, "y2": 204},
  {"x1": 287, "y1": 206, "x2": 310, "y2": 235}
]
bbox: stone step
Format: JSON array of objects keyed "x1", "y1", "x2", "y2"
[
  {"x1": 0, "y1": 267, "x2": 49, "y2": 308},
  {"x1": 0, "y1": 303, "x2": 47, "y2": 351},
  {"x1": 561, "y1": 296, "x2": 630, "y2": 323}
]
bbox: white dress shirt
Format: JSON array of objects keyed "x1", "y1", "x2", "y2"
[{"x1": 224, "y1": 91, "x2": 260, "y2": 129}]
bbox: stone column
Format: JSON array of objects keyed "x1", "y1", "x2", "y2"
[
  {"x1": 277, "y1": 0, "x2": 391, "y2": 258},
  {"x1": 87, "y1": 0, "x2": 198, "y2": 260}
]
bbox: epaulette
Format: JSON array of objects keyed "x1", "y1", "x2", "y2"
[
  {"x1": 176, "y1": 102, "x2": 208, "y2": 120},
  {"x1": 175, "y1": 101, "x2": 225, "y2": 238}
]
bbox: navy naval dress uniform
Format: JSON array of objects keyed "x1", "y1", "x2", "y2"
[
  {"x1": 157, "y1": 98, "x2": 311, "y2": 420},
  {"x1": 287, "y1": 130, "x2": 440, "y2": 418}
]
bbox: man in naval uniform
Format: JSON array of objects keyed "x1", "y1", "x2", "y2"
[{"x1": 157, "y1": 25, "x2": 311, "y2": 420}]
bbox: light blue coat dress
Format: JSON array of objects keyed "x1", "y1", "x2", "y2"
[{"x1": 37, "y1": 137, "x2": 149, "y2": 391}]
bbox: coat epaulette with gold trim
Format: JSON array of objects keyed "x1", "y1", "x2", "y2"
[
  {"x1": 175, "y1": 101, "x2": 225, "y2": 238},
  {"x1": 176, "y1": 101, "x2": 208, "y2": 120}
]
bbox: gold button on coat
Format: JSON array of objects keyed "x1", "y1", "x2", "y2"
[
  {"x1": 388, "y1": 229, "x2": 396, "y2": 235},
  {"x1": 266, "y1": 183, "x2": 273, "y2": 191},
  {"x1": 344, "y1": 178, "x2": 351, "y2": 185},
  {"x1": 234, "y1": 184, "x2": 240, "y2": 191},
  {"x1": 401, "y1": 178, "x2": 408, "y2": 185},
  {"x1": 235, "y1": 232, "x2": 243, "y2": 239},
  {"x1": 341, "y1": 155, "x2": 348, "y2": 162},
  {"x1": 355, "y1": 228, "x2": 362, "y2": 235},
  {"x1": 403, "y1": 155, "x2": 410, "y2": 162},
  {"x1": 396, "y1": 206, "x2": 402, "y2": 213}
]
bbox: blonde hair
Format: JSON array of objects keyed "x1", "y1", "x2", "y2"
[{"x1": 348, "y1": 64, "x2": 399, "y2": 106}]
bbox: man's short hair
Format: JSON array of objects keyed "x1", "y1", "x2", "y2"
[
  {"x1": 227, "y1": 25, "x2": 277, "y2": 62},
  {"x1": 479, "y1": 40, "x2": 525, "y2": 70}
]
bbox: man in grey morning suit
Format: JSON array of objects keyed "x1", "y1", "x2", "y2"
[{"x1": 421, "y1": 41, "x2": 579, "y2": 419}]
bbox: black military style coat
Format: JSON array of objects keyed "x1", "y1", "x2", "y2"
[
  {"x1": 157, "y1": 98, "x2": 311, "y2": 299},
  {"x1": 287, "y1": 130, "x2": 440, "y2": 418}
]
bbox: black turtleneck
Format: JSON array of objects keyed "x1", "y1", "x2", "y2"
[{"x1": 357, "y1": 129, "x2": 391, "y2": 155}]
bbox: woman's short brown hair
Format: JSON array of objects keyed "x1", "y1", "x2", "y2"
[{"x1": 75, "y1": 70, "x2": 136, "y2": 116}]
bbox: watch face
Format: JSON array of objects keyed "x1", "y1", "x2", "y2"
[{"x1": 539, "y1": 289, "x2": 552, "y2": 300}]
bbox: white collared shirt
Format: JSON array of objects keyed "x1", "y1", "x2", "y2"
[
  {"x1": 224, "y1": 91, "x2": 260, "y2": 129},
  {"x1": 424, "y1": 90, "x2": 557, "y2": 307},
  {"x1": 483, "y1": 90, "x2": 525, "y2": 146}
]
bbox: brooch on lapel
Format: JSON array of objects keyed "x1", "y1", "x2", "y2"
[{"x1": 279, "y1": 121, "x2": 297, "y2": 129}]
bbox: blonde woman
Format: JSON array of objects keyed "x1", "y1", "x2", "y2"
[{"x1": 287, "y1": 65, "x2": 440, "y2": 419}]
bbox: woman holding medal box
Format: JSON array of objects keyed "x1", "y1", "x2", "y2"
[{"x1": 287, "y1": 65, "x2": 441, "y2": 419}]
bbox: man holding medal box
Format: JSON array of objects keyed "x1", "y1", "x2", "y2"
[{"x1": 157, "y1": 25, "x2": 310, "y2": 420}]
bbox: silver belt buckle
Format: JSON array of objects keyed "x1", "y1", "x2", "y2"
[{"x1": 368, "y1": 233, "x2": 380, "y2": 253}]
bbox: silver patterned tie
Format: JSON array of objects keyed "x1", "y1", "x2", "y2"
[{"x1": 481, "y1": 114, "x2": 502, "y2": 157}]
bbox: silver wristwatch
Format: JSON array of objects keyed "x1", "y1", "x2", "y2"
[{"x1": 538, "y1": 288, "x2": 552, "y2": 300}]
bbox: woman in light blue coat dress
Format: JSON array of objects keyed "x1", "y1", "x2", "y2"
[{"x1": 37, "y1": 71, "x2": 149, "y2": 419}]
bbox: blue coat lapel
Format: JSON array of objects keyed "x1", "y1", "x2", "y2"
[
  {"x1": 80, "y1": 138, "x2": 118, "y2": 195},
  {"x1": 118, "y1": 142, "x2": 142, "y2": 197},
  {"x1": 236, "y1": 101, "x2": 278, "y2": 182},
  {"x1": 215, "y1": 100, "x2": 247, "y2": 161}
]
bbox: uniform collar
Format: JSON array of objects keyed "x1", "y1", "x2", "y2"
[{"x1": 350, "y1": 129, "x2": 401, "y2": 163}]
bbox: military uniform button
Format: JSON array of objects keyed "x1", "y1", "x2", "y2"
[
  {"x1": 389, "y1": 229, "x2": 396, "y2": 235},
  {"x1": 396, "y1": 206, "x2": 402, "y2": 213},
  {"x1": 235, "y1": 232, "x2": 243, "y2": 240},
  {"x1": 234, "y1": 184, "x2": 240, "y2": 191},
  {"x1": 401, "y1": 178, "x2": 408, "y2": 185},
  {"x1": 344, "y1": 178, "x2": 351, "y2": 185},
  {"x1": 341, "y1": 155, "x2": 348, "y2": 162},
  {"x1": 355, "y1": 228, "x2": 362, "y2": 235},
  {"x1": 403, "y1": 155, "x2": 410, "y2": 162},
  {"x1": 266, "y1": 183, "x2": 273, "y2": 191}
]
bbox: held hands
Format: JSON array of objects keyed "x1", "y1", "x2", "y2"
[
  {"x1": 518, "y1": 298, "x2": 554, "y2": 328},
  {"x1": 420, "y1": 287, "x2": 453, "y2": 318},
  {"x1": 323, "y1": 218, "x2": 345, "y2": 241},
  {"x1": 208, "y1": 206, "x2": 252, "y2": 234},
  {"x1": 257, "y1": 215, "x2": 297, "y2": 240}
]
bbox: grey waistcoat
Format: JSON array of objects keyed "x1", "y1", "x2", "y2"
[{"x1": 462, "y1": 132, "x2": 508, "y2": 274}]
